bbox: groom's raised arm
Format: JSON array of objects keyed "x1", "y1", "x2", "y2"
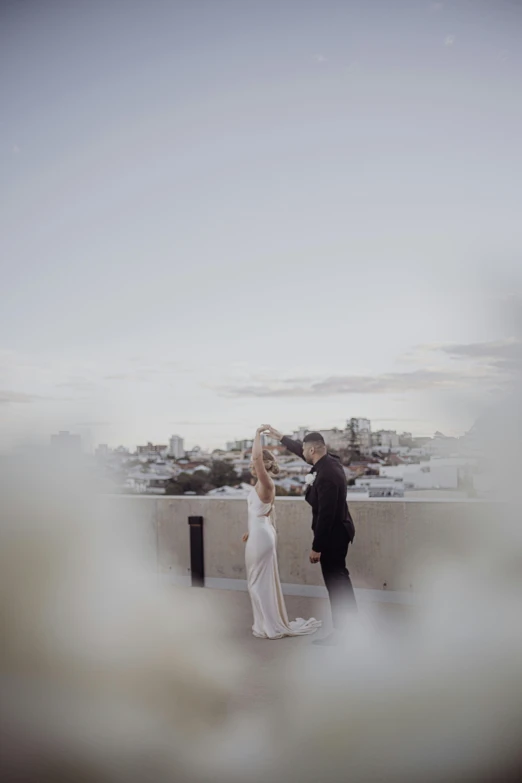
[
  {"x1": 281, "y1": 435, "x2": 305, "y2": 461},
  {"x1": 262, "y1": 425, "x2": 306, "y2": 461}
]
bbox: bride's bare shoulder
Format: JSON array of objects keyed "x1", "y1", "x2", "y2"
[{"x1": 254, "y1": 483, "x2": 274, "y2": 504}]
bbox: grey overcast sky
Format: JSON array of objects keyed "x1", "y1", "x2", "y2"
[{"x1": 1, "y1": 0, "x2": 522, "y2": 452}]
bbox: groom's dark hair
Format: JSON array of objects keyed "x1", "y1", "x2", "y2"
[{"x1": 303, "y1": 432, "x2": 326, "y2": 446}]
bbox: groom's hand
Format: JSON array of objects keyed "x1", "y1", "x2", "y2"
[
  {"x1": 309, "y1": 550, "x2": 321, "y2": 564},
  {"x1": 262, "y1": 424, "x2": 283, "y2": 441}
]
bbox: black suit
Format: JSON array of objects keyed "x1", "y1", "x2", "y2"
[{"x1": 282, "y1": 437, "x2": 357, "y2": 629}]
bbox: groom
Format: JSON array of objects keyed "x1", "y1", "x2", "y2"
[{"x1": 263, "y1": 426, "x2": 357, "y2": 645}]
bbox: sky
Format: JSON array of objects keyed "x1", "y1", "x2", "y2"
[{"x1": 1, "y1": 0, "x2": 522, "y2": 452}]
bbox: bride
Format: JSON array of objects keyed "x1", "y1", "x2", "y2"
[{"x1": 243, "y1": 426, "x2": 322, "y2": 639}]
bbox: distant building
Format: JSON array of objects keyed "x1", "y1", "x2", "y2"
[
  {"x1": 424, "y1": 432, "x2": 459, "y2": 457},
  {"x1": 277, "y1": 458, "x2": 310, "y2": 477},
  {"x1": 288, "y1": 427, "x2": 309, "y2": 442},
  {"x1": 51, "y1": 431, "x2": 82, "y2": 453},
  {"x1": 344, "y1": 418, "x2": 372, "y2": 453},
  {"x1": 379, "y1": 458, "x2": 470, "y2": 490},
  {"x1": 369, "y1": 487, "x2": 404, "y2": 498},
  {"x1": 399, "y1": 432, "x2": 414, "y2": 447},
  {"x1": 412, "y1": 436, "x2": 432, "y2": 448},
  {"x1": 136, "y1": 442, "x2": 167, "y2": 456},
  {"x1": 224, "y1": 439, "x2": 253, "y2": 452},
  {"x1": 273, "y1": 476, "x2": 305, "y2": 493},
  {"x1": 458, "y1": 423, "x2": 483, "y2": 457},
  {"x1": 355, "y1": 419, "x2": 372, "y2": 453},
  {"x1": 184, "y1": 445, "x2": 212, "y2": 463},
  {"x1": 263, "y1": 435, "x2": 281, "y2": 448},
  {"x1": 355, "y1": 476, "x2": 404, "y2": 490},
  {"x1": 372, "y1": 430, "x2": 399, "y2": 450},
  {"x1": 95, "y1": 444, "x2": 110, "y2": 460},
  {"x1": 352, "y1": 418, "x2": 371, "y2": 433},
  {"x1": 349, "y1": 475, "x2": 405, "y2": 498},
  {"x1": 169, "y1": 435, "x2": 185, "y2": 459},
  {"x1": 125, "y1": 471, "x2": 171, "y2": 495},
  {"x1": 207, "y1": 483, "x2": 251, "y2": 498},
  {"x1": 320, "y1": 428, "x2": 347, "y2": 452}
]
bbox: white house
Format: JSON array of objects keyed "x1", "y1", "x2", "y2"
[{"x1": 380, "y1": 462, "x2": 461, "y2": 490}]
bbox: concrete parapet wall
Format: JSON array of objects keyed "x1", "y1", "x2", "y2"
[{"x1": 103, "y1": 496, "x2": 495, "y2": 598}]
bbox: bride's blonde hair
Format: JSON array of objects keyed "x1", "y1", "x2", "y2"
[
  {"x1": 262, "y1": 449, "x2": 280, "y2": 476},
  {"x1": 251, "y1": 449, "x2": 280, "y2": 477}
]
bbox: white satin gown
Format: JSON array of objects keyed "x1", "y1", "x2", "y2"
[{"x1": 245, "y1": 488, "x2": 322, "y2": 639}]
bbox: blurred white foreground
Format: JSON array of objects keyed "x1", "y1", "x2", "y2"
[{"x1": 1, "y1": 403, "x2": 521, "y2": 782}]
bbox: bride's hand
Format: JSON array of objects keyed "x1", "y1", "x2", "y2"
[{"x1": 242, "y1": 533, "x2": 249, "y2": 543}]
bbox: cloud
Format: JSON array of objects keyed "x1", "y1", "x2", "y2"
[
  {"x1": 219, "y1": 367, "x2": 498, "y2": 399},
  {"x1": 0, "y1": 390, "x2": 47, "y2": 404},
  {"x1": 221, "y1": 335, "x2": 521, "y2": 400},
  {"x1": 444, "y1": 34, "x2": 455, "y2": 46},
  {"x1": 436, "y1": 338, "x2": 522, "y2": 371},
  {"x1": 401, "y1": 335, "x2": 522, "y2": 374}
]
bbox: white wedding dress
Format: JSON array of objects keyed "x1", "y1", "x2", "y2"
[{"x1": 245, "y1": 488, "x2": 322, "y2": 639}]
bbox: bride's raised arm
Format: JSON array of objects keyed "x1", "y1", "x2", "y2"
[{"x1": 252, "y1": 427, "x2": 273, "y2": 502}]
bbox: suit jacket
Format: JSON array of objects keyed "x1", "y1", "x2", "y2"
[{"x1": 282, "y1": 436, "x2": 355, "y2": 553}]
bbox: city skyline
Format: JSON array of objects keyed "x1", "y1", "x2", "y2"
[
  {"x1": 2, "y1": 1, "x2": 521, "y2": 453},
  {"x1": 55, "y1": 417, "x2": 462, "y2": 457}
]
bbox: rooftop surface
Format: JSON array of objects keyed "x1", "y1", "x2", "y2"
[{"x1": 176, "y1": 587, "x2": 418, "y2": 707}]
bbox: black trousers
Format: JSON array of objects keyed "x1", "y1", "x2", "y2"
[{"x1": 320, "y1": 523, "x2": 357, "y2": 630}]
